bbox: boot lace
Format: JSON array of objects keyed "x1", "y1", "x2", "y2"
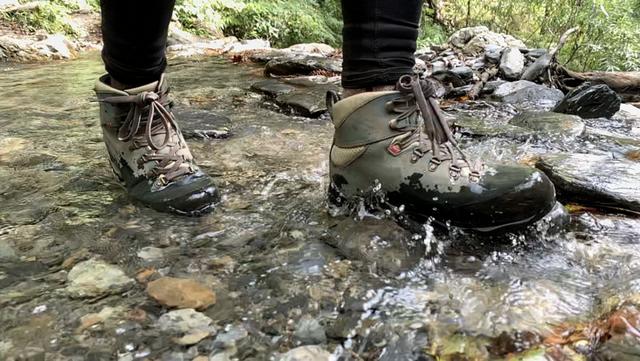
[
  {"x1": 388, "y1": 75, "x2": 482, "y2": 182},
  {"x1": 100, "y1": 90, "x2": 194, "y2": 184}
]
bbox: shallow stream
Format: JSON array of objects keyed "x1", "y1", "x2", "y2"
[{"x1": 1, "y1": 54, "x2": 640, "y2": 361}]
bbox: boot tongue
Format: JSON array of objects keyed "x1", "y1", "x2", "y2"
[
  {"x1": 124, "y1": 74, "x2": 167, "y2": 95},
  {"x1": 124, "y1": 80, "x2": 160, "y2": 95}
]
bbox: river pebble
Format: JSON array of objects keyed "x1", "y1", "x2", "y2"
[
  {"x1": 157, "y1": 308, "x2": 215, "y2": 334},
  {"x1": 276, "y1": 345, "x2": 332, "y2": 361},
  {"x1": 147, "y1": 277, "x2": 216, "y2": 310},
  {"x1": 66, "y1": 259, "x2": 134, "y2": 298},
  {"x1": 293, "y1": 315, "x2": 327, "y2": 345}
]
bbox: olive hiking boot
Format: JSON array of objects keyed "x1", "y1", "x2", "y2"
[
  {"x1": 328, "y1": 75, "x2": 556, "y2": 232},
  {"x1": 95, "y1": 74, "x2": 219, "y2": 216}
]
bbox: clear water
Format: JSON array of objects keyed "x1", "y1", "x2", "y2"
[{"x1": 1, "y1": 53, "x2": 639, "y2": 360}]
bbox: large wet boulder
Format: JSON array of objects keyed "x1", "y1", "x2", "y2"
[
  {"x1": 614, "y1": 103, "x2": 640, "y2": 137},
  {"x1": 615, "y1": 103, "x2": 640, "y2": 122},
  {"x1": 536, "y1": 153, "x2": 640, "y2": 212},
  {"x1": 223, "y1": 38, "x2": 271, "y2": 54},
  {"x1": 453, "y1": 116, "x2": 534, "y2": 139},
  {"x1": 553, "y1": 83, "x2": 622, "y2": 119},
  {"x1": 583, "y1": 126, "x2": 640, "y2": 150},
  {"x1": 508, "y1": 111, "x2": 585, "y2": 139},
  {"x1": 251, "y1": 79, "x2": 297, "y2": 96},
  {"x1": 492, "y1": 80, "x2": 564, "y2": 108},
  {"x1": 249, "y1": 43, "x2": 335, "y2": 65},
  {"x1": 265, "y1": 55, "x2": 342, "y2": 76},
  {"x1": 173, "y1": 107, "x2": 231, "y2": 140},
  {"x1": 285, "y1": 43, "x2": 335, "y2": 56},
  {"x1": 432, "y1": 66, "x2": 474, "y2": 87},
  {"x1": 499, "y1": 47, "x2": 525, "y2": 80},
  {"x1": 0, "y1": 34, "x2": 77, "y2": 62},
  {"x1": 248, "y1": 49, "x2": 291, "y2": 64},
  {"x1": 251, "y1": 77, "x2": 339, "y2": 118}
]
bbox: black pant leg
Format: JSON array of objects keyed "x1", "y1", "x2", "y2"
[
  {"x1": 341, "y1": 0, "x2": 423, "y2": 89},
  {"x1": 100, "y1": 0, "x2": 175, "y2": 86}
]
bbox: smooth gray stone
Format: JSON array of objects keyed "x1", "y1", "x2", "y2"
[
  {"x1": 536, "y1": 153, "x2": 640, "y2": 212},
  {"x1": 251, "y1": 78, "x2": 339, "y2": 118},
  {"x1": 293, "y1": 316, "x2": 326, "y2": 345},
  {"x1": 173, "y1": 107, "x2": 232, "y2": 140},
  {"x1": 453, "y1": 115, "x2": 534, "y2": 139},
  {"x1": 484, "y1": 44, "x2": 503, "y2": 64},
  {"x1": 433, "y1": 66, "x2": 473, "y2": 87},
  {"x1": 250, "y1": 79, "x2": 297, "y2": 97},
  {"x1": 499, "y1": 47, "x2": 525, "y2": 80},
  {"x1": 492, "y1": 80, "x2": 564, "y2": 107},
  {"x1": 509, "y1": 111, "x2": 585, "y2": 138},
  {"x1": 482, "y1": 80, "x2": 507, "y2": 95},
  {"x1": 264, "y1": 56, "x2": 342, "y2": 76}
]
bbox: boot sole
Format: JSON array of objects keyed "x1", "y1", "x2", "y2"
[{"x1": 327, "y1": 184, "x2": 563, "y2": 234}]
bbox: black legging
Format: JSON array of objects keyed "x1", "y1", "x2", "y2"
[
  {"x1": 100, "y1": 0, "x2": 175, "y2": 86},
  {"x1": 100, "y1": 0, "x2": 422, "y2": 89}
]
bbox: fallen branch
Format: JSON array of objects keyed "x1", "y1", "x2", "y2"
[
  {"x1": 554, "y1": 66, "x2": 640, "y2": 102},
  {"x1": 522, "y1": 26, "x2": 579, "y2": 82},
  {"x1": 468, "y1": 67, "x2": 498, "y2": 99},
  {"x1": 549, "y1": 26, "x2": 580, "y2": 60}
]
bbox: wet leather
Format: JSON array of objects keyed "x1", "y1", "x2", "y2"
[
  {"x1": 95, "y1": 74, "x2": 220, "y2": 216},
  {"x1": 330, "y1": 92, "x2": 557, "y2": 231}
]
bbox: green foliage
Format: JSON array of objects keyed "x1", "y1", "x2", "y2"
[
  {"x1": 418, "y1": 7, "x2": 448, "y2": 48},
  {"x1": 427, "y1": 0, "x2": 640, "y2": 71},
  {"x1": 0, "y1": 1, "x2": 76, "y2": 35},
  {"x1": 223, "y1": 0, "x2": 342, "y2": 47},
  {"x1": 174, "y1": 0, "x2": 244, "y2": 37}
]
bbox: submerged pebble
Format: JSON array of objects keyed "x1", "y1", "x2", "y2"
[
  {"x1": 65, "y1": 259, "x2": 134, "y2": 298},
  {"x1": 147, "y1": 277, "x2": 217, "y2": 310}
]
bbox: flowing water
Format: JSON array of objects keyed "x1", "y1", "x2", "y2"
[{"x1": 1, "y1": 53, "x2": 640, "y2": 361}]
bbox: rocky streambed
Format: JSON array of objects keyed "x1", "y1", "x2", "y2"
[{"x1": 1, "y1": 34, "x2": 640, "y2": 361}]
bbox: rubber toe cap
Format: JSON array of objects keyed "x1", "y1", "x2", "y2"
[
  {"x1": 130, "y1": 171, "x2": 221, "y2": 216},
  {"x1": 451, "y1": 166, "x2": 556, "y2": 231}
]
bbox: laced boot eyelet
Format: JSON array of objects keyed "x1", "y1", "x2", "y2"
[
  {"x1": 449, "y1": 165, "x2": 461, "y2": 179},
  {"x1": 411, "y1": 148, "x2": 425, "y2": 163},
  {"x1": 157, "y1": 174, "x2": 168, "y2": 186},
  {"x1": 428, "y1": 158, "x2": 441, "y2": 172},
  {"x1": 469, "y1": 171, "x2": 481, "y2": 183}
]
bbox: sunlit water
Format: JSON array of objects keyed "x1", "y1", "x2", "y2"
[{"x1": 1, "y1": 53, "x2": 639, "y2": 360}]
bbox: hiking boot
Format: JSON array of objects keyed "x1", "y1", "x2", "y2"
[
  {"x1": 94, "y1": 74, "x2": 219, "y2": 216},
  {"x1": 328, "y1": 75, "x2": 556, "y2": 232}
]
